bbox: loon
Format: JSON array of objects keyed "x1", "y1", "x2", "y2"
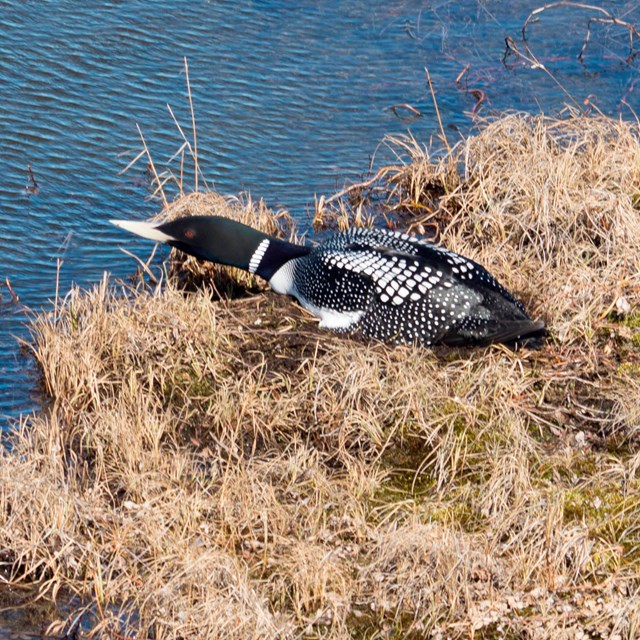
[{"x1": 111, "y1": 215, "x2": 544, "y2": 347}]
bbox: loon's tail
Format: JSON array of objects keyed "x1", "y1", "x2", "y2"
[{"x1": 443, "y1": 319, "x2": 546, "y2": 348}]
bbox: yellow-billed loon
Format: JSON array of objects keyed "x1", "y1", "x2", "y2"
[{"x1": 111, "y1": 215, "x2": 544, "y2": 347}]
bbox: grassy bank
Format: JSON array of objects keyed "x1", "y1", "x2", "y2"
[{"x1": 2, "y1": 112, "x2": 640, "y2": 639}]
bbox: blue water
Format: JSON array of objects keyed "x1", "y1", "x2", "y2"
[{"x1": 0, "y1": 0, "x2": 638, "y2": 431}]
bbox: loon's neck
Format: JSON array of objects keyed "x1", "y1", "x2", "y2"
[{"x1": 157, "y1": 215, "x2": 310, "y2": 281}]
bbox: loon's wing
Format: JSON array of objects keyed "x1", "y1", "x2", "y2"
[
  {"x1": 317, "y1": 233, "x2": 544, "y2": 347},
  {"x1": 341, "y1": 228, "x2": 525, "y2": 307}
]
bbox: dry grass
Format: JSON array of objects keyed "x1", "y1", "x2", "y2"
[{"x1": 2, "y1": 112, "x2": 640, "y2": 639}]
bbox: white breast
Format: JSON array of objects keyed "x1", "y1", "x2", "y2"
[
  {"x1": 299, "y1": 303, "x2": 364, "y2": 329},
  {"x1": 268, "y1": 262, "x2": 297, "y2": 295}
]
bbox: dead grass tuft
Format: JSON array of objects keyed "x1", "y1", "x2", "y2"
[{"x1": 2, "y1": 112, "x2": 640, "y2": 638}]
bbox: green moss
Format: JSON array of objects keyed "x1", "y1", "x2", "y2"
[
  {"x1": 186, "y1": 374, "x2": 216, "y2": 397},
  {"x1": 601, "y1": 313, "x2": 640, "y2": 368},
  {"x1": 616, "y1": 361, "x2": 640, "y2": 378},
  {"x1": 161, "y1": 366, "x2": 217, "y2": 404},
  {"x1": 536, "y1": 453, "x2": 599, "y2": 485},
  {"x1": 622, "y1": 314, "x2": 640, "y2": 330},
  {"x1": 344, "y1": 609, "x2": 442, "y2": 640},
  {"x1": 607, "y1": 310, "x2": 640, "y2": 329},
  {"x1": 474, "y1": 623, "x2": 522, "y2": 640},
  {"x1": 562, "y1": 483, "x2": 640, "y2": 568},
  {"x1": 381, "y1": 467, "x2": 436, "y2": 497},
  {"x1": 372, "y1": 463, "x2": 486, "y2": 532},
  {"x1": 430, "y1": 498, "x2": 484, "y2": 531}
]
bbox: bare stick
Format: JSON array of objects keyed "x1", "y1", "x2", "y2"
[
  {"x1": 54, "y1": 260, "x2": 61, "y2": 314},
  {"x1": 619, "y1": 77, "x2": 639, "y2": 120},
  {"x1": 579, "y1": 15, "x2": 640, "y2": 64},
  {"x1": 425, "y1": 67, "x2": 450, "y2": 154},
  {"x1": 136, "y1": 123, "x2": 168, "y2": 209},
  {"x1": 503, "y1": 37, "x2": 583, "y2": 110},
  {"x1": 166, "y1": 104, "x2": 194, "y2": 159},
  {"x1": 321, "y1": 166, "x2": 392, "y2": 206},
  {"x1": 119, "y1": 245, "x2": 160, "y2": 285},
  {"x1": 27, "y1": 164, "x2": 39, "y2": 190},
  {"x1": 179, "y1": 147, "x2": 185, "y2": 194},
  {"x1": 455, "y1": 64, "x2": 470, "y2": 87},
  {"x1": 388, "y1": 103, "x2": 422, "y2": 120},
  {"x1": 522, "y1": 2, "x2": 640, "y2": 65},
  {"x1": 118, "y1": 148, "x2": 147, "y2": 176},
  {"x1": 167, "y1": 91, "x2": 208, "y2": 191},
  {"x1": 5, "y1": 277, "x2": 19, "y2": 303},
  {"x1": 455, "y1": 65, "x2": 487, "y2": 114},
  {"x1": 184, "y1": 57, "x2": 199, "y2": 192},
  {"x1": 505, "y1": 2, "x2": 640, "y2": 112}
]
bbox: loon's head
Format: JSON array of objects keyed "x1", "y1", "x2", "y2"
[{"x1": 111, "y1": 215, "x2": 272, "y2": 270}]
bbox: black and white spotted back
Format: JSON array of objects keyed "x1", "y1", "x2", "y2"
[{"x1": 287, "y1": 227, "x2": 534, "y2": 346}]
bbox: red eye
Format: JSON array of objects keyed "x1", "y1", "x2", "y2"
[{"x1": 184, "y1": 228, "x2": 195, "y2": 239}]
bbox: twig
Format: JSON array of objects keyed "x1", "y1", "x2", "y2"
[
  {"x1": 387, "y1": 103, "x2": 422, "y2": 121},
  {"x1": 25, "y1": 164, "x2": 40, "y2": 195},
  {"x1": 619, "y1": 77, "x2": 639, "y2": 120},
  {"x1": 165, "y1": 105, "x2": 193, "y2": 194},
  {"x1": 579, "y1": 16, "x2": 640, "y2": 65},
  {"x1": 119, "y1": 244, "x2": 161, "y2": 285},
  {"x1": 62, "y1": 610, "x2": 83, "y2": 640},
  {"x1": 136, "y1": 124, "x2": 168, "y2": 209},
  {"x1": 27, "y1": 164, "x2": 39, "y2": 189},
  {"x1": 118, "y1": 148, "x2": 147, "y2": 176},
  {"x1": 425, "y1": 67, "x2": 450, "y2": 154},
  {"x1": 469, "y1": 89, "x2": 486, "y2": 114},
  {"x1": 166, "y1": 62, "x2": 209, "y2": 192},
  {"x1": 455, "y1": 64, "x2": 471, "y2": 87},
  {"x1": 505, "y1": 2, "x2": 640, "y2": 111},
  {"x1": 521, "y1": 2, "x2": 640, "y2": 66},
  {"x1": 123, "y1": 59, "x2": 206, "y2": 197},
  {"x1": 184, "y1": 57, "x2": 199, "y2": 192},
  {"x1": 5, "y1": 277, "x2": 19, "y2": 303},
  {"x1": 321, "y1": 166, "x2": 391, "y2": 206},
  {"x1": 455, "y1": 65, "x2": 487, "y2": 115},
  {"x1": 503, "y1": 37, "x2": 583, "y2": 111}
]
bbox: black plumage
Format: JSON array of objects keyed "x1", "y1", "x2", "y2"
[{"x1": 111, "y1": 215, "x2": 544, "y2": 347}]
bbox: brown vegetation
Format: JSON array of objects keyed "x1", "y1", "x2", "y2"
[{"x1": 2, "y1": 112, "x2": 640, "y2": 639}]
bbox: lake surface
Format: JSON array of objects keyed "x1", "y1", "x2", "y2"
[
  {"x1": 0, "y1": 0, "x2": 638, "y2": 430},
  {"x1": 0, "y1": 0, "x2": 639, "y2": 636}
]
